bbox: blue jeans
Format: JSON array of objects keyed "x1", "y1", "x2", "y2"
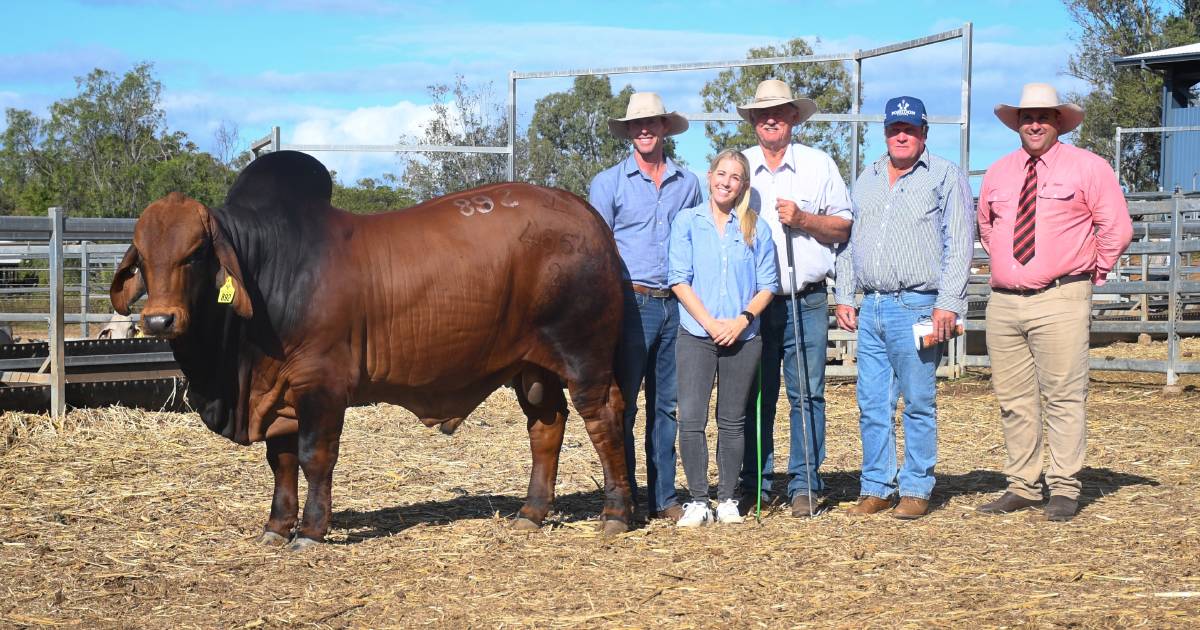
[
  {"x1": 742, "y1": 290, "x2": 829, "y2": 500},
  {"x1": 855, "y1": 291, "x2": 942, "y2": 500},
  {"x1": 616, "y1": 290, "x2": 679, "y2": 512}
]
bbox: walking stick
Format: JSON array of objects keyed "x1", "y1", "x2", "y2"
[
  {"x1": 755, "y1": 364, "x2": 763, "y2": 523},
  {"x1": 785, "y1": 227, "x2": 816, "y2": 517}
]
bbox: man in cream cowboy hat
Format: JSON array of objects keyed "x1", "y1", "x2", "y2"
[
  {"x1": 976, "y1": 83, "x2": 1132, "y2": 522},
  {"x1": 737, "y1": 79, "x2": 853, "y2": 517},
  {"x1": 590, "y1": 92, "x2": 701, "y2": 522}
]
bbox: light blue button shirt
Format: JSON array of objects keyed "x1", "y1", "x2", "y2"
[
  {"x1": 834, "y1": 148, "x2": 975, "y2": 314},
  {"x1": 668, "y1": 203, "x2": 780, "y2": 340},
  {"x1": 589, "y1": 153, "x2": 703, "y2": 288}
]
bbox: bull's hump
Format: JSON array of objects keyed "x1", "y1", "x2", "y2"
[{"x1": 225, "y1": 150, "x2": 333, "y2": 210}]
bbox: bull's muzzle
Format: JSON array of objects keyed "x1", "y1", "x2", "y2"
[{"x1": 142, "y1": 313, "x2": 177, "y2": 337}]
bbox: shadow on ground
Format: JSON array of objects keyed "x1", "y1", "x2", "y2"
[
  {"x1": 329, "y1": 467, "x2": 1157, "y2": 542},
  {"x1": 820, "y1": 466, "x2": 1157, "y2": 514},
  {"x1": 331, "y1": 489, "x2": 609, "y2": 543}
]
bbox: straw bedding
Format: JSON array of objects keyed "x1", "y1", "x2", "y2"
[{"x1": 2, "y1": 340, "x2": 1198, "y2": 628}]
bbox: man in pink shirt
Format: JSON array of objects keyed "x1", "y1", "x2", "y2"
[{"x1": 976, "y1": 83, "x2": 1133, "y2": 522}]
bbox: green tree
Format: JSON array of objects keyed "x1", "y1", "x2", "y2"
[
  {"x1": 0, "y1": 108, "x2": 57, "y2": 216},
  {"x1": 0, "y1": 63, "x2": 238, "y2": 216},
  {"x1": 399, "y1": 76, "x2": 517, "y2": 200},
  {"x1": 331, "y1": 173, "x2": 416, "y2": 214},
  {"x1": 1064, "y1": 0, "x2": 1198, "y2": 191},
  {"x1": 700, "y1": 38, "x2": 857, "y2": 180},
  {"x1": 525, "y1": 75, "x2": 681, "y2": 196}
]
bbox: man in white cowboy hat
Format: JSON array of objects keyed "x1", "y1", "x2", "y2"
[
  {"x1": 976, "y1": 83, "x2": 1132, "y2": 522},
  {"x1": 589, "y1": 92, "x2": 702, "y2": 522},
  {"x1": 738, "y1": 79, "x2": 853, "y2": 517},
  {"x1": 834, "y1": 96, "x2": 975, "y2": 520}
]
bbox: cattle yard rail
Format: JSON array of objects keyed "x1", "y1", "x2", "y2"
[
  {"x1": 3, "y1": 191, "x2": 1198, "y2": 416},
  {"x1": 252, "y1": 24, "x2": 974, "y2": 195}
]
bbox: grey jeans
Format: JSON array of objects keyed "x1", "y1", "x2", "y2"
[{"x1": 676, "y1": 330, "x2": 763, "y2": 502}]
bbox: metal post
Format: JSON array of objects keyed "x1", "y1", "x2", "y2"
[
  {"x1": 959, "y1": 22, "x2": 972, "y2": 173},
  {"x1": 271, "y1": 126, "x2": 281, "y2": 153},
  {"x1": 850, "y1": 57, "x2": 861, "y2": 186},
  {"x1": 1166, "y1": 190, "x2": 1182, "y2": 390},
  {"x1": 1114, "y1": 127, "x2": 1123, "y2": 189},
  {"x1": 508, "y1": 72, "x2": 517, "y2": 182},
  {"x1": 1141, "y1": 222, "x2": 1150, "y2": 321},
  {"x1": 954, "y1": 22, "x2": 973, "y2": 377},
  {"x1": 48, "y1": 207, "x2": 66, "y2": 418},
  {"x1": 80, "y1": 240, "x2": 89, "y2": 338}
]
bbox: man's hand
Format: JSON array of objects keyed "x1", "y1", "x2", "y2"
[
  {"x1": 835, "y1": 304, "x2": 858, "y2": 332},
  {"x1": 930, "y1": 308, "x2": 958, "y2": 343},
  {"x1": 776, "y1": 198, "x2": 811, "y2": 233}
]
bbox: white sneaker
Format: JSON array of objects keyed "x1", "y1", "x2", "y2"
[
  {"x1": 716, "y1": 499, "x2": 744, "y2": 524},
  {"x1": 676, "y1": 501, "x2": 713, "y2": 528}
]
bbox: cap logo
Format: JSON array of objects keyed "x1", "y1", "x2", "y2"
[{"x1": 892, "y1": 100, "x2": 915, "y2": 117}]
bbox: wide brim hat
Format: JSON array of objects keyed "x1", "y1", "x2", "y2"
[
  {"x1": 994, "y1": 83, "x2": 1084, "y2": 133},
  {"x1": 736, "y1": 79, "x2": 818, "y2": 124},
  {"x1": 607, "y1": 92, "x2": 689, "y2": 139}
]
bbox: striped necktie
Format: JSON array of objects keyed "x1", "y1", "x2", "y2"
[{"x1": 1013, "y1": 157, "x2": 1037, "y2": 265}]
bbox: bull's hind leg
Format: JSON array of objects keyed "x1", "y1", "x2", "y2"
[
  {"x1": 513, "y1": 366, "x2": 568, "y2": 531},
  {"x1": 570, "y1": 377, "x2": 633, "y2": 534},
  {"x1": 289, "y1": 392, "x2": 347, "y2": 551},
  {"x1": 260, "y1": 433, "x2": 300, "y2": 546}
]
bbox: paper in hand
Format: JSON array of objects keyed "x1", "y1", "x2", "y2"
[{"x1": 912, "y1": 316, "x2": 965, "y2": 349}]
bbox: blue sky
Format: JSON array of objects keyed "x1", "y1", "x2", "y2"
[{"x1": 2, "y1": 0, "x2": 1109, "y2": 189}]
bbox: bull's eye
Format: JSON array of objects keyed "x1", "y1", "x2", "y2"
[{"x1": 183, "y1": 246, "x2": 208, "y2": 267}]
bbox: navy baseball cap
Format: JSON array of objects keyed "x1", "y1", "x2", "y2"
[{"x1": 884, "y1": 96, "x2": 927, "y2": 127}]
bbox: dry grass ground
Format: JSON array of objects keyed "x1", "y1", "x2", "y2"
[{"x1": 2, "y1": 341, "x2": 1199, "y2": 628}]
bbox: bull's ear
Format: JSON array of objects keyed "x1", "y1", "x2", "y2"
[
  {"x1": 204, "y1": 212, "x2": 253, "y2": 320},
  {"x1": 110, "y1": 244, "x2": 145, "y2": 315}
]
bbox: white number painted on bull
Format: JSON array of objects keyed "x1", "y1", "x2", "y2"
[
  {"x1": 456, "y1": 195, "x2": 496, "y2": 217},
  {"x1": 500, "y1": 188, "x2": 519, "y2": 207}
]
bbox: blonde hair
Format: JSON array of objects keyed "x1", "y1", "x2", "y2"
[{"x1": 709, "y1": 149, "x2": 757, "y2": 248}]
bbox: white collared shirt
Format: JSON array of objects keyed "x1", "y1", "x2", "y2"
[{"x1": 743, "y1": 143, "x2": 854, "y2": 294}]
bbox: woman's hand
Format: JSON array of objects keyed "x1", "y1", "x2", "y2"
[{"x1": 711, "y1": 316, "x2": 748, "y2": 347}]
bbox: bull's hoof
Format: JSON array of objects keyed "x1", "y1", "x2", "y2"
[
  {"x1": 511, "y1": 517, "x2": 541, "y2": 532},
  {"x1": 284, "y1": 536, "x2": 322, "y2": 552},
  {"x1": 600, "y1": 518, "x2": 629, "y2": 536},
  {"x1": 258, "y1": 531, "x2": 288, "y2": 546}
]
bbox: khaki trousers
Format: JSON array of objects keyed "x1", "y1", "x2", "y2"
[{"x1": 985, "y1": 281, "x2": 1092, "y2": 500}]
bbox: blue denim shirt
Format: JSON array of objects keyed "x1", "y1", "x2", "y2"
[
  {"x1": 668, "y1": 203, "x2": 780, "y2": 340},
  {"x1": 589, "y1": 153, "x2": 703, "y2": 289}
]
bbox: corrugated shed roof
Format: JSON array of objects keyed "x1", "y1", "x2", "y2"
[{"x1": 1113, "y1": 42, "x2": 1200, "y2": 67}]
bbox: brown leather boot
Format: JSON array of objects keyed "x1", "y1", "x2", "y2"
[
  {"x1": 891, "y1": 497, "x2": 929, "y2": 520},
  {"x1": 845, "y1": 496, "x2": 893, "y2": 515},
  {"x1": 1044, "y1": 495, "x2": 1078, "y2": 522},
  {"x1": 976, "y1": 492, "x2": 1042, "y2": 514},
  {"x1": 652, "y1": 504, "x2": 684, "y2": 522}
]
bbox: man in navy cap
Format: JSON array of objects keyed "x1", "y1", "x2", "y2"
[{"x1": 833, "y1": 96, "x2": 974, "y2": 519}]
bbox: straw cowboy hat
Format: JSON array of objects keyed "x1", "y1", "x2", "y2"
[
  {"x1": 736, "y1": 79, "x2": 818, "y2": 124},
  {"x1": 607, "y1": 92, "x2": 689, "y2": 139},
  {"x1": 994, "y1": 83, "x2": 1084, "y2": 133}
]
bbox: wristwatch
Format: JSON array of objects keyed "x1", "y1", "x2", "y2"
[{"x1": 740, "y1": 310, "x2": 755, "y2": 324}]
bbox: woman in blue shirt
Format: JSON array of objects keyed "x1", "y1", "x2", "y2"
[{"x1": 668, "y1": 149, "x2": 779, "y2": 527}]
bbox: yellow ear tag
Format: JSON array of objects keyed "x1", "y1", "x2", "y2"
[{"x1": 217, "y1": 276, "x2": 236, "y2": 304}]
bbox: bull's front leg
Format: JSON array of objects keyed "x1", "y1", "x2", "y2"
[
  {"x1": 288, "y1": 392, "x2": 347, "y2": 551},
  {"x1": 514, "y1": 369, "x2": 568, "y2": 531},
  {"x1": 259, "y1": 433, "x2": 300, "y2": 546}
]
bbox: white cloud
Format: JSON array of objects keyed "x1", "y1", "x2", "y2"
[{"x1": 289, "y1": 101, "x2": 436, "y2": 183}]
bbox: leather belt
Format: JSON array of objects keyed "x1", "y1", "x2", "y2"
[
  {"x1": 777, "y1": 280, "x2": 827, "y2": 297},
  {"x1": 630, "y1": 283, "x2": 673, "y2": 299},
  {"x1": 992, "y1": 273, "x2": 1089, "y2": 297}
]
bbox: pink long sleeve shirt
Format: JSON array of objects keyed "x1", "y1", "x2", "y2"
[{"x1": 977, "y1": 141, "x2": 1133, "y2": 290}]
